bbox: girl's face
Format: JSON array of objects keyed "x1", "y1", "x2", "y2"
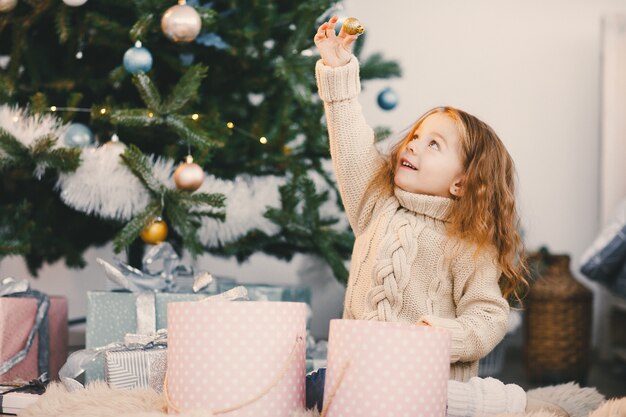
[{"x1": 394, "y1": 112, "x2": 466, "y2": 198}]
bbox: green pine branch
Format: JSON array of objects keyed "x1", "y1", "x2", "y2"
[
  {"x1": 0, "y1": 130, "x2": 79, "y2": 174},
  {"x1": 119, "y1": 144, "x2": 165, "y2": 193},
  {"x1": 132, "y1": 72, "x2": 163, "y2": 112},
  {"x1": 116, "y1": 144, "x2": 226, "y2": 256},
  {"x1": 129, "y1": 13, "x2": 155, "y2": 42},
  {"x1": 162, "y1": 65, "x2": 208, "y2": 113},
  {"x1": 113, "y1": 201, "x2": 161, "y2": 253}
]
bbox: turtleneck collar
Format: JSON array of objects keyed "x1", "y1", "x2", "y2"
[{"x1": 394, "y1": 187, "x2": 455, "y2": 222}]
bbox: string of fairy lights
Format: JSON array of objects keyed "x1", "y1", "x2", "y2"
[{"x1": 47, "y1": 105, "x2": 270, "y2": 145}]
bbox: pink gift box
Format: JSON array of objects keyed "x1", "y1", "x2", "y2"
[
  {"x1": 167, "y1": 301, "x2": 307, "y2": 416},
  {"x1": 0, "y1": 296, "x2": 68, "y2": 382},
  {"x1": 322, "y1": 319, "x2": 450, "y2": 417}
]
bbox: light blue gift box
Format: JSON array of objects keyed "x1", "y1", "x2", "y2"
[
  {"x1": 85, "y1": 291, "x2": 206, "y2": 382},
  {"x1": 85, "y1": 283, "x2": 311, "y2": 382}
]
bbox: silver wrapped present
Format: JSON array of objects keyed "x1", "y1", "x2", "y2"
[{"x1": 104, "y1": 347, "x2": 167, "y2": 392}]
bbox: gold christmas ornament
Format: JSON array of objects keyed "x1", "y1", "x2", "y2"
[
  {"x1": 161, "y1": 0, "x2": 202, "y2": 43},
  {"x1": 140, "y1": 217, "x2": 168, "y2": 245},
  {"x1": 0, "y1": 0, "x2": 18, "y2": 12},
  {"x1": 173, "y1": 155, "x2": 204, "y2": 191},
  {"x1": 342, "y1": 17, "x2": 365, "y2": 35}
]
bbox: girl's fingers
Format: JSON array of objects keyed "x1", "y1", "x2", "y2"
[
  {"x1": 327, "y1": 15, "x2": 339, "y2": 37},
  {"x1": 341, "y1": 34, "x2": 358, "y2": 49}
]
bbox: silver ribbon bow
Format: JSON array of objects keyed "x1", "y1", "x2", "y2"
[
  {"x1": 0, "y1": 277, "x2": 29, "y2": 296},
  {"x1": 96, "y1": 242, "x2": 215, "y2": 293},
  {"x1": 123, "y1": 328, "x2": 168, "y2": 348}
]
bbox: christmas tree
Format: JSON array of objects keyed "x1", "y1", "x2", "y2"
[{"x1": 0, "y1": 0, "x2": 400, "y2": 284}]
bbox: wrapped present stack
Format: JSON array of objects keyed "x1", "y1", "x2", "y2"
[
  {"x1": 0, "y1": 277, "x2": 68, "y2": 384},
  {"x1": 78, "y1": 242, "x2": 312, "y2": 390}
]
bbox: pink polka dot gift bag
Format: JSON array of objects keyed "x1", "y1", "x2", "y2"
[
  {"x1": 321, "y1": 319, "x2": 450, "y2": 417},
  {"x1": 166, "y1": 300, "x2": 307, "y2": 416}
]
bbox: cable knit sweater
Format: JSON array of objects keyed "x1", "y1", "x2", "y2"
[{"x1": 315, "y1": 57, "x2": 510, "y2": 382}]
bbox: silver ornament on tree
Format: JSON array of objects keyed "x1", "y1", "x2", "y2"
[
  {"x1": 0, "y1": 0, "x2": 17, "y2": 12},
  {"x1": 123, "y1": 41, "x2": 153, "y2": 74},
  {"x1": 161, "y1": 0, "x2": 202, "y2": 43},
  {"x1": 64, "y1": 123, "x2": 95, "y2": 148},
  {"x1": 174, "y1": 155, "x2": 204, "y2": 191},
  {"x1": 62, "y1": 0, "x2": 88, "y2": 6}
]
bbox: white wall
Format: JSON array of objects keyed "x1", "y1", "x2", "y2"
[{"x1": 2, "y1": 0, "x2": 624, "y2": 342}]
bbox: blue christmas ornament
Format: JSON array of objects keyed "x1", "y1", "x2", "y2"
[
  {"x1": 377, "y1": 87, "x2": 399, "y2": 111},
  {"x1": 123, "y1": 41, "x2": 153, "y2": 74},
  {"x1": 64, "y1": 123, "x2": 94, "y2": 148}
]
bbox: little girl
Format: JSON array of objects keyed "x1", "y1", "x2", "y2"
[{"x1": 307, "y1": 16, "x2": 568, "y2": 416}]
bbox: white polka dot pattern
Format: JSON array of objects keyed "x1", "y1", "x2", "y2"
[
  {"x1": 167, "y1": 301, "x2": 307, "y2": 416},
  {"x1": 323, "y1": 320, "x2": 450, "y2": 417}
]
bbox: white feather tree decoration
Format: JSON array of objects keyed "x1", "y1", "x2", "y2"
[
  {"x1": 197, "y1": 174, "x2": 284, "y2": 247},
  {"x1": 56, "y1": 142, "x2": 152, "y2": 221},
  {"x1": 0, "y1": 105, "x2": 67, "y2": 147},
  {"x1": 0, "y1": 105, "x2": 69, "y2": 178}
]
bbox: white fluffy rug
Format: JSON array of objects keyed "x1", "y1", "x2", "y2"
[
  {"x1": 16, "y1": 381, "x2": 623, "y2": 417},
  {"x1": 17, "y1": 382, "x2": 318, "y2": 417},
  {"x1": 526, "y1": 382, "x2": 606, "y2": 417}
]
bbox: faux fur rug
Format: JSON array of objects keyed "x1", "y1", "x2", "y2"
[
  {"x1": 526, "y1": 382, "x2": 605, "y2": 417},
  {"x1": 17, "y1": 381, "x2": 624, "y2": 417}
]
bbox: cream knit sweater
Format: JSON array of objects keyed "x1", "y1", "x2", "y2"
[{"x1": 315, "y1": 57, "x2": 510, "y2": 382}]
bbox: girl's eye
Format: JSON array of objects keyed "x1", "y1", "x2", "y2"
[{"x1": 429, "y1": 140, "x2": 440, "y2": 151}]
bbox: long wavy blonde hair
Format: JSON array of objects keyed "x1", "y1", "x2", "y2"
[{"x1": 371, "y1": 106, "x2": 528, "y2": 301}]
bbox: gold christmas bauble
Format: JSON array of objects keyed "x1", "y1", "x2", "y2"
[
  {"x1": 342, "y1": 17, "x2": 365, "y2": 35},
  {"x1": 161, "y1": 3, "x2": 202, "y2": 43},
  {"x1": 173, "y1": 157, "x2": 204, "y2": 191},
  {"x1": 0, "y1": 0, "x2": 18, "y2": 12},
  {"x1": 140, "y1": 217, "x2": 168, "y2": 245}
]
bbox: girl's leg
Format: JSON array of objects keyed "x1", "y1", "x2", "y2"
[{"x1": 305, "y1": 367, "x2": 326, "y2": 411}]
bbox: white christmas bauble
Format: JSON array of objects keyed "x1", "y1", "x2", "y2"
[
  {"x1": 161, "y1": 3, "x2": 202, "y2": 43},
  {"x1": 62, "y1": 0, "x2": 88, "y2": 6},
  {"x1": 174, "y1": 159, "x2": 204, "y2": 191},
  {"x1": 0, "y1": 0, "x2": 17, "y2": 12}
]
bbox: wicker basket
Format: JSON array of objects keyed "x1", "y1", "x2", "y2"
[{"x1": 524, "y1": 254, "x2": 593, "y2": 384}]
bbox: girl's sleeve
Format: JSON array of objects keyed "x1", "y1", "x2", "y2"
[
  {"x1": 418, "y1": 247, "x2": 510, "y2": 363},
  {"x1": 315, "y1": 56, "x2": 388, "y2": 236},
  {"x1": 446, "y1": 377, "x2": 526, "y2": 417}
]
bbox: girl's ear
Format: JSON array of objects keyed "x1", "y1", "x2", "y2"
[{"x1": 450, "y1": 176, "x2": 465, "y2": 197}]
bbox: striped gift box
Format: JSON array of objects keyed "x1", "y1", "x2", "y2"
[{"x1": 104, "y1": 348, "x2": 167, "y2": 392}]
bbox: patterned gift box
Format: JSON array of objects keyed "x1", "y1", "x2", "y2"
[
  {"x1": 104, "y1": 347, "x2": 167, "y2": 391},
  {"x1": 0, "y1": 296, "x2": 68, "y2": 383},
  {"x1": 167, "y1": 301, "x2": 307, "y2": 416},
  {"x1": 85, "y1": 291, "x2": 205, "y2": 382},
  {"x1": 322, "y1": 320, "x2": 450, "y2": 417}
]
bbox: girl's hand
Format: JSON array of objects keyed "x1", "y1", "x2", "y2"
[{"x1": 314, "y1": 16, "x2": 359, "y2": 68}]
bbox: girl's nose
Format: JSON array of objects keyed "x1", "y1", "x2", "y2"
[{"x1": 407, "y1": 138, "x2": 418, "y2": 154}]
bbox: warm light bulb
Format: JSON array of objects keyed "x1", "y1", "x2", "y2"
[
  {"x1": 50, "y1": 106, "x2": 57, "y2": 112},
  {"x1": 185, "y1": 155, "x2": 194, "y2": 163},
  {"x1": 226, "y1": 122, "x2": 234, "y2": 129},
  {"x1": 191, "y1": 113, "x2": 199, "y2": 120},
  {"x1": 259, "y1": 136, "x2": 268, "y2": 144},
  {"x1": 100, "y1": 108, "x2": 107, "y2": 115},
  {"x1": 148, "y1": 112, "x2": 154, "y2": 118}
]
